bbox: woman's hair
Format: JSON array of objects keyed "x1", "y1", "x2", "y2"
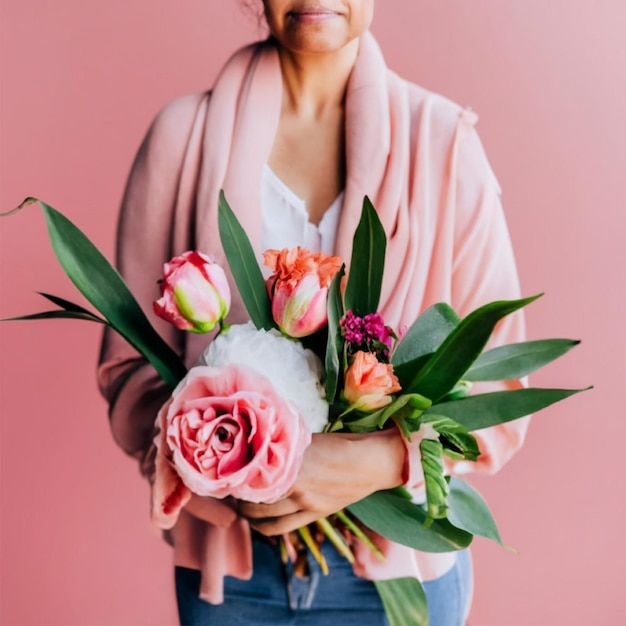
[
  {"x1": 239, "y1": 0, "x2": 267, "y2": 29},
  {"x1": 240, "y1": 0, "x2": 261, "y2": 11}
]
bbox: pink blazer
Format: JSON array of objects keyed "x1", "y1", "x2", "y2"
[{"x1": 98, "y1": 32, "x2": 529, "y2": 604}]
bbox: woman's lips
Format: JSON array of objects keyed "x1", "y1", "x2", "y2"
[{"x1": 287, "y1": 9, "x2": 340, "y2": 24}]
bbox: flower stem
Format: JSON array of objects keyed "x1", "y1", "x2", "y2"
[
  {"x1": 335, "y1": 510, "x2": 385, "y2": 561},
  {"x1": 298, "y1": 526, "x2": 329, "y2": 575},
  {"x1": 278, "y1": 537, "x2": 289, "y2": 565},
  {"x1": 316, "y1": 517, "x2": 355, "y2": 564}
]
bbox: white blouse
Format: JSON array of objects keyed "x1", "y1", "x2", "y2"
[{"x1": 260, "y1": 165, "x2": 344, "y2": 257}]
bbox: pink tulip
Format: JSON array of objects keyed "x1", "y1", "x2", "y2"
[
  {"x1": 271, "y1": 272, "x2": 330, "y2": 337},
  {"x1": 264, "y1": 247, "x2": 342, "y2": 338},
  {"x1": 154, "y1": 251, "x2": 230, "y2": 333},
  {"x1": 343, "y1": 351, "x2": 402, "y2": 411}
]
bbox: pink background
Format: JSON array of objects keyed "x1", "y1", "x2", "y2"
[{"x1": 1, "y1": 1, "x2": 624, "y2": 624}]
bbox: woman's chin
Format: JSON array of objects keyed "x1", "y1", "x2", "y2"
[{"x1": 278, "y1": 27, "x2": 360, "y2": 58}]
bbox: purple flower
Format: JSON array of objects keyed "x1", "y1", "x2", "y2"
[
  {"x1": 340, "y1": 310, "x2": 364, "y2": 344},
  {"x1": 340, "y1": 310, "x2": 396, "y2": 360},
  {"x1": 362, "y1": 313, "x2": 394, "y2": 348}
]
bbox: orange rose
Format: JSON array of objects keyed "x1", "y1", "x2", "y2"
[{"x1": 343, "y1": 351, "x2": 401, "y2": 411}]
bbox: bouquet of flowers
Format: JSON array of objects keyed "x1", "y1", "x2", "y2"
[{"x1": 2, "y1": 195, "x2": 590, "y2": 626}]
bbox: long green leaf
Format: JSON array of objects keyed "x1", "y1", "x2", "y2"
[
  {"x1": 426, "y1": 386, "x2": 592, "y2": 431},
  {"x1": 347, "y1": 490, "x2": 473, "y2": 553},
  {"x1": 407, "y1": 295, "x2": 542, "y2": 401},
  {"x1": 374, "y1": 578, "x2": 429, "y2": 626},
  {"x1": 447, "y1": 478, "x2": 504, "y2": 545},
  {"x1": 343, "y1": 197, "x2": 386, "y2": 316},
  {"x1": 3, "y1": 292, "x2": 107, "y2": 323},
  {"x1": 39, "y1": 200, "x2": 186, "y2": 388},
  {"x1": 394, "y1": 353, "x2": 433, "y2": 391},
  {"x1": 465, "y1": 338, "x2": 580, "y2": 381},
  {"x1": 37, "y1": 292, "x2": 103, "y2": 318},
  {"x1": 392, "y1": 303, "x2": 460, "y2": 366},
  {"x1": 2, "y1": 310, "x2": 108, "y2": 323},
  {"x1": 217, "y1": 191, "x2": 275, "y2": 331},
  {"x1": 325, "y1": 265, "x2": 345, "y2": 402}
]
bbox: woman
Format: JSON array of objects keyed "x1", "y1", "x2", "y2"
[{"x1": 98, "y1": 1, "x2": 529, "y2": 624}]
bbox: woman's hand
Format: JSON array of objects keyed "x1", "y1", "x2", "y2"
[{"x1": 237, "y1": 428, "x2": 406, "y2": 536}]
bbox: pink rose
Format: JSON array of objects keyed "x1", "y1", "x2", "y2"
[
  {"x1": 264, "y1": 247, "x2": 342, "y2": 338},
  {"x1": 151, "y1": 365, "x2": 311, "y2": 529},
  {"x1": 343, "y1": 351, "x2": 402, "y2": 411},
  {"x1": 153, "y1": 251, "x2": 231, "y2": 333}
]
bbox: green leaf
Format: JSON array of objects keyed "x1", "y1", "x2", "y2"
[
  {"x1": 374, "y1": 578, "x2": 429, "y2": 626},
  {"x1": 393, "y1": 353, "x2": 433, "y2": 392},
  {"x1": 2, "y1": 292, "x2": 108, "y2": 324},
  {"x1": 420, "y1": 438, "x2": 449, "y2": 520},
  {"x1": 339, "y1": 407, "x2": 388, "y2": 433},
  {"x1": 465, "y1": 338, "x2": 581, "y2": 381},
  {"x1": 421, "y1": 414, "x2": 480, "y2": 461},
  {"x1": 448, "y1": 478, "x2": 503, "y2": 545},
  {"x1": 426, "y1": 386, "x2": 592, "y2": 431},
  {"x1": 325, "y1": 265, "x2": 345, "y2": 402},
  {"x1": 387, "y1": 393, "x2": 433, "y2": 438},
  {"x1": 392, "y1": 303, "x2": 460, "y2": 366},
  {"x1": 348, "y1": 490, "x2": 473, "y2": 553},
  {"x1": 341, "y1": 393, "x2": 431, "y2": 433},
  {"x1": 2, "y1": 310, "x2": 108, "y2": 323},
  {"x1": 39, "y1": 201, "x2": 186, "y2": 389},
  {"x1": 386, "y1": 485, "x2": 414, "y2": 500},
  {"x1": 217, "y1": 191, "x2": 275, "y2": 331},
  {"x1": 407, "y1": 295, "x2": 542, "y2": 401},
  {"x1": 37, "y1": 291, "x2": 103, "y2": 318},
  {"x1": 439, "y1": 380, "x2": 474, "y2": 402},
  {"x1": 343, "y1": 197, "x2": 386, "y2": 316}
]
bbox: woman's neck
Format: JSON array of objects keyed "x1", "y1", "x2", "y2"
[{"x1": 276, "y1": 39, "x2": 359, "y2": 119}]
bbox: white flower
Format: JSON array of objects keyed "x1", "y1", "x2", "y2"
[{"x1": 198, "y1": 322, "x2": 329, "y2": 433}]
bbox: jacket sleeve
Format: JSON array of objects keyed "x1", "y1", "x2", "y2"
[
  {"x1": 97, "y1": 93, "x2": 205, "y2": 480},
  {"x1": 449, "y1": 120, "x2": 530, "y2": 476},
  {"x1": 403, "y1": 118, "x2": 530, "y2": 489}
]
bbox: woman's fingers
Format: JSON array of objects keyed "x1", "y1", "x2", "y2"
[
  {"x1": 238, "y1": 497, "x2": 301, "y2": 520},
  {"x1": 248, "y1": 510, "x2": 321, "y2": 536},
  {"x1": 236, "y1": 430, "x2": 407, "y2": 536}
]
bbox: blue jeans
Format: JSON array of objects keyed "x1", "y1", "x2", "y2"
[{"x1": 175, "y1": 536, "x2": 472, "y2": 625}]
